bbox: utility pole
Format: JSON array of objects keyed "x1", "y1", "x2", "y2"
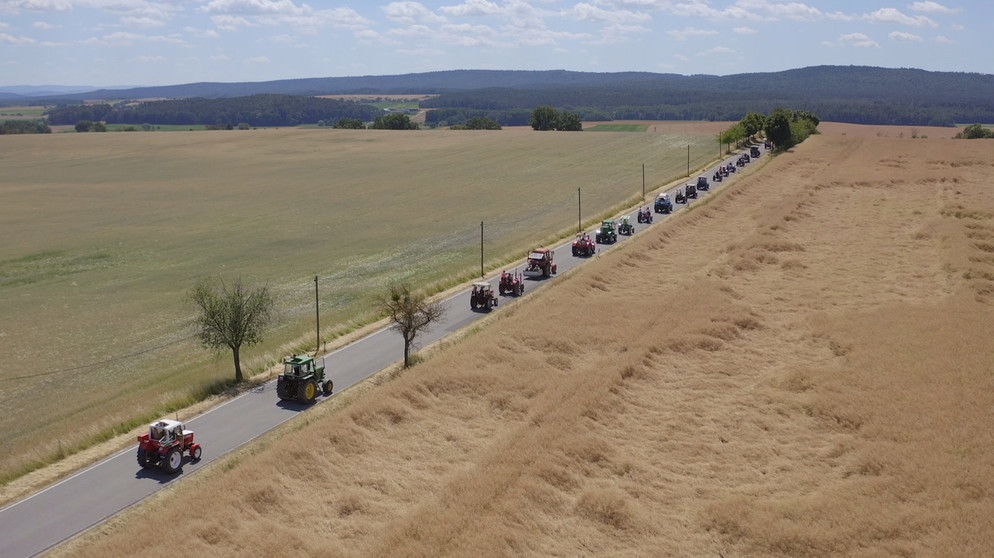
[
  {"x1": 314, "y1": 275, "x2": 320, "y2": 354},
  {"x1": 687, "y1": 144, "x2": 690, "y2": 177},
  {"x1": 642, "y1": 163, "x2": 645, "y2": 201},
  {"x1": 577, "y1": 187, "x2": 582, "y2": 233},
  {"x1": 480, "y1": 221, "x2": 484, "y2": 278}
]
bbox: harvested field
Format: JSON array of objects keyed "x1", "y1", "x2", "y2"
[
  {"x1": 0, "y1": 127, "x2": 718, "y2": 487},
  {"x1": 53, "y1": 135, "x2": 994, "y2": 556}
]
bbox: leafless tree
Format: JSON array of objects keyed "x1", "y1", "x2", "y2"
[{"x1": 379, "y1": 283, "x2": 445, "y2": 367}]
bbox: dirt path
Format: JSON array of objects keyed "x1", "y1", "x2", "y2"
[{"x1": 56, "y1": 136, "x2": 994, "y2": 557}]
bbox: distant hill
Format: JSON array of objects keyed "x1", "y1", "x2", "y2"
[{"x1": 6, "y1": 66, "x2": 994, "y2": 126}]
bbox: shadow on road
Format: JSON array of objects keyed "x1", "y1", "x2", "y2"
[{"x1": 275, "y1": 399, "x2": 315, "y2": 411}]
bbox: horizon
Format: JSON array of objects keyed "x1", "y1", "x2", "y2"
[
  {"x1": 3, "y1": 63, "x2": 991, "y2": 96},
  {"x1": 0, "y1": 1, "x2": 988, "y2": 88}
]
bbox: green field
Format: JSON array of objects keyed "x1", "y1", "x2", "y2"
[
  {"x1": 0, "y1": 106, "x2": 49, "y2": 119},
  {"x1": 0, "y1": 126, "x2": 719, "y2": 482},
  {"x1": 586, "y1": 123, "x2": 649, "y2": 132}
]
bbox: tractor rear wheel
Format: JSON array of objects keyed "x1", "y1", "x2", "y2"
[
  {"x1": 137, "y1": 449, "x2": 153, "y2": 469},
  {"x1": 276, "y1": 379, "x2": 294, "y2": 400},
  {"x1": 299, "y1": 380, "x2": 317, "y2": 403},
  {"x1": 163, "y1": 447, "x2": 183, "y2": 473},
  {"x1": 322, "y1": 380, "x2": 333, "y2": 396}
]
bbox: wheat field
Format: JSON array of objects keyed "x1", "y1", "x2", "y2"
[
  {"x1": 49, "y1": 132, "x2": 994, "y2": 557},
  {"x1": 0, "y1": 126, "x2": 720, "y2": 484}
]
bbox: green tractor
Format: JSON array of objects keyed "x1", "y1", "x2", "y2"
[
  {"x1": 595, "y1": 219, "x2": 618, "y2": 244},
  {"x1": 276, "y1": 354, "x2": 333, "y2": 404}
]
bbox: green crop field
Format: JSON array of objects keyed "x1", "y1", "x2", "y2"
[
  {"x1": 0, "y1": 126, "x2": 719, "y2": 482},
  {"x1": 586, "y1": 123, "x2": 649, "y2": 132}
]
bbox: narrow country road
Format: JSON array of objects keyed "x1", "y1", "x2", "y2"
[{"x1": 0, "y1": 146, "x2": 765, "y2": 558}]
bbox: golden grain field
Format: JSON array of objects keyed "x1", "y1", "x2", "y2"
[
  {"x1": 50, "y1": 133, "x2": 994, "y2": 557},
  {"x1": 0, "y1": 126, "x2": 720, "y2": 485}
]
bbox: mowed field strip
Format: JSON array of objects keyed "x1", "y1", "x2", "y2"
[
  {"x1": 53, "y1": 133, "x2": 994, "y2": 557},
  {"x1": 0, "y1": 125, "x2": 720, "y2": 484}
]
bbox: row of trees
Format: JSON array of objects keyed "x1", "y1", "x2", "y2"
[
  {"x1": 190, "y1": 277, "x2": 444, "y2": 381},
  {"x1": 721, "y1": 108, "x2": 820, "y2": 151},
  {"x1": 47, "y1": 94, "x2": 380, "y2": 128},
  {"x1": 0, "y1": 119, "x2": 51, "y2": 134}
]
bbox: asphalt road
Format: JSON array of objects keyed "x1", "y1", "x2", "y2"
[{"x1": 0, "y1": 146, "x2": 765, "y2": 558}]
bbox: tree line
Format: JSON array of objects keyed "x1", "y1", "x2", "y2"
[
  {"x1": 0, "y1": 119, "x2": 51, "y2": 134},
  {"x1": 46, "y1": 94, "x2": 380, "y2": 127}
]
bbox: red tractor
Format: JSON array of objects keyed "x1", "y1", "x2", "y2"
[
  {"x1": 137, "y1": 419, "x2": 202, "y2": 474},
  {"x1": 524, "y1": 248, "x2": 557, "y2": 278},
  {"x1": 572, "y1": 233, "x2": 596, "y2": 257},
  {"x1": 499, "y1": 270, "x2": 525, "y2": 296},
  {"x1": 637, "y1": 207, "x2": 653, "y2": 223},
  {"x1": 470, "y1": 281, "x2": 498, "y2": 310}
]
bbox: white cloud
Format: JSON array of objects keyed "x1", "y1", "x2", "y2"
[
  {"x1": 889, "y1": 31, "x2": 922, "y2": 41},
  {"x1": 909, "y1": 1, "x2": 959, "y2": 14},
  {"x1": 384, "y1": 1, "x2": 447, "y2": 24},
  {"x1": 667, "y1": 26, "x2": 718, "y2": 41},
  {"x1": 934, "y1": 35, "x2": 953, "y2": 43},
  {"x1": 733, "y1": 26, "x2": 757, "y2": 35},
  {"x1": 0, "y1": 32, "x2": 38, "y2": 44},
  {"x1": 697, "y1": 46, "x2": 735, "y2": 56},
  {"x1": 439, "y1": 0, "x2": 503, "y2": 17},
  {"x1": 839, "y1": 32, "x2": 879, "y2": 47},
  {"x1": 184, "y1": 26, "x2": 220, "y2": 39},
  {"x1": 244, "y1": 55, "x2": 271, "y2": 64},
  {"x1": 84, "y1": 31, "x2": 144, "y2": 46},
  {"x1": 863, "y1": 7, "x2": 937, "y2": 27},
  {"x1": 1, "y1": 0, "x2": 73, "y2": 12},
  {"x1": 589, "y1": 22, "x2": 650, "y2": 44},
  {"x1": 121, "y1": 17, "x2": 166, "y2": 28},
  {"x1": 566, "y1": 3, "x2": 649, "y2": 23},
  {"x1": 201, "y1": 0, "x2": 310, "y2": 17},
  {"x1": 131, "y1": 55, "x2": 166, "y2": 63}
]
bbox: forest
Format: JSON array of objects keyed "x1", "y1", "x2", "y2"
[
  {"x1": 17, "y1": 66, "x2": 994, "y2": 129},
  {"x1": 44, "y1": 94, "x2": 380, "y2": 127}
]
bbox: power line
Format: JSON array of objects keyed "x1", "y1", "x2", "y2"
[{"x1": 0, "y1": 333, "x2": 199, "y2": 383}]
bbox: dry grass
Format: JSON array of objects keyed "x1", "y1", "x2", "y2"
[
  {"x1": 0, "y1": 127, "x2": 719, "y2": 484},
  {"x1": 48, "y1": 134, "x2": 994, "y2": 557}
]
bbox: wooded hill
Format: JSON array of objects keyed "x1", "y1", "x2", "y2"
[
  {"x1": 45, "y1": 94, "x2": 380, "y2": 127},
  {"x1": 21, "y1": 65, "x2": 994, "y2": 127}
]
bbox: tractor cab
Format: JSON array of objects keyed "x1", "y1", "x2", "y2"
[
  {"x1": 149, "y1": 419, "x2": 185, "y2": 444},
  {"x1": 283, "y1": 354, "x2": 316, "y2": 378}
]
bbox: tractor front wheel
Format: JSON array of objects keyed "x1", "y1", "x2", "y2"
[
  {"x1": 299, "y1": 380, "x2": 317, "y2": 403},
  {"x1": 190, "y1": 445, "x2": 202, "y2": 461},
  {"x1": 163, "y1": 447, "x2": 183, "y2": 473},
  {"x1": 322, "y1": 380, "x2": 334, "y2": 396}
]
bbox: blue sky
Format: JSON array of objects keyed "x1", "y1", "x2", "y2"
[{"x1": 0, "y1": 0, "x2": 985, "y2": 87}]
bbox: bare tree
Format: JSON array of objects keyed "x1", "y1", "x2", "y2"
[
  {"x1": 379, "y1": 283, "x2": 446, "y2": 368},
  {"x1": 188, "y1": 276, "x2": 275, "y2": 382}
]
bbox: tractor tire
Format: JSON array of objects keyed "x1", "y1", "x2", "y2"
[
  {"x1": 137, "y1": 448, "x2": 153, "y2": 469},
  {"x1": 471, "y1": 299, "x2": 478, "y2": 310},
  {"x1": 299, "y1": 380, "x2": 318, "y2": 403},
  {"x1": 276, "y1": 379, "x2": 294, "y2": 401},
  {"x1": 190, "y1": 445, "x2": 202, "y2": 461},
  {"x1": 163, "y1": 447, "x2": 183, "y2": 474},
  {"x1": 322, "y1": 380, "x2": 333, "y2": 396}
]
